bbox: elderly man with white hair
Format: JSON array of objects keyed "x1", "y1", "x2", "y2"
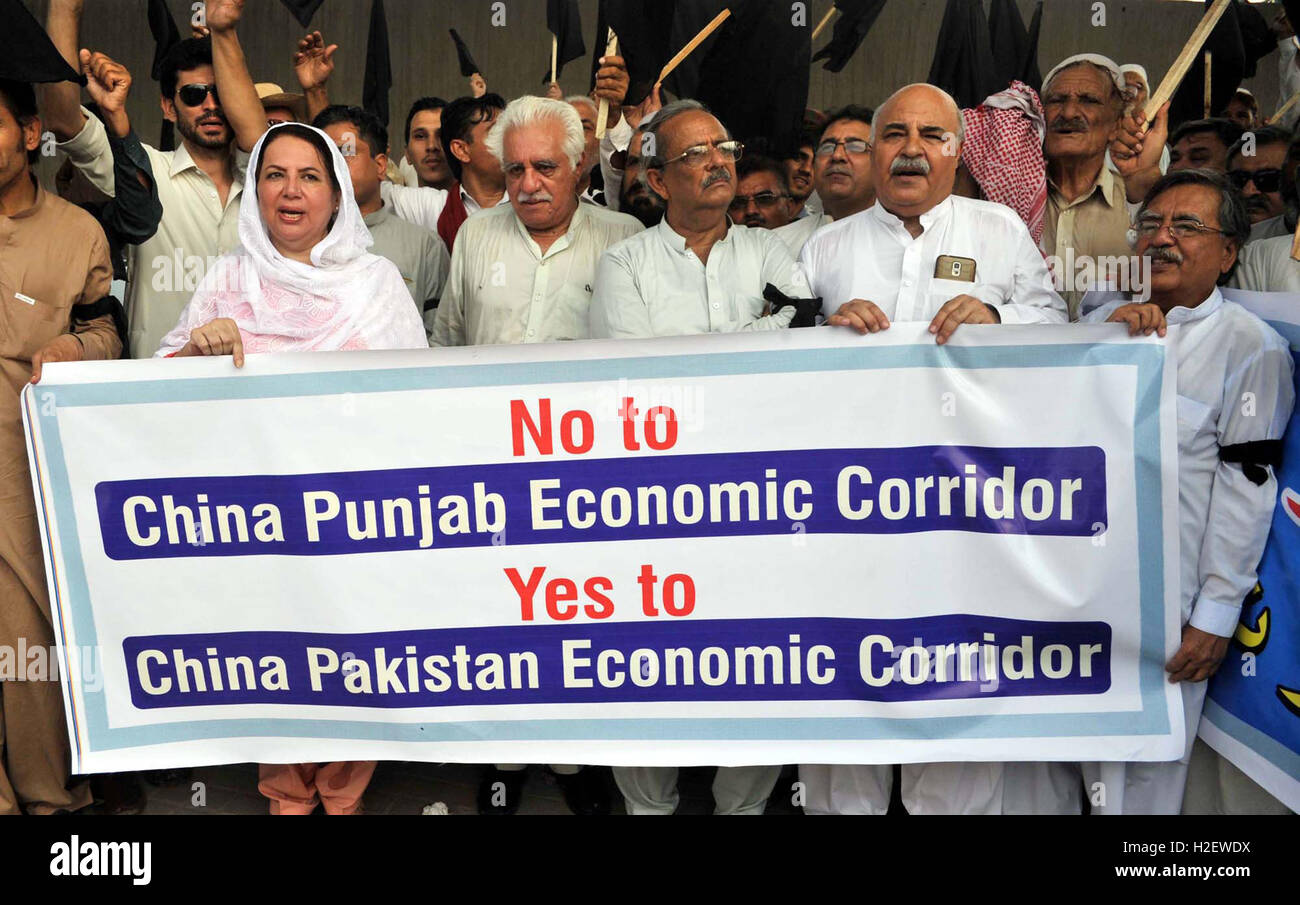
[
  {"x1": 431, "y1": 95, "x2": 642, "y2": 348},
  {"x1": 798, "y1": 83, "x2": 1066, "y2": 817},
  {"x1": 431, "y1": 96, "x2": 641, "y2": 816},
  {"x1": 1041, "y1": 53, "x2": 1138, "y2": 319}
]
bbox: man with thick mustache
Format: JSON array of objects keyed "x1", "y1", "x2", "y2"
[
  {"x1": 44, "y1": 11, "x2": 246, "y2": 357},
  {"x1": 1225, "y1": 127, "x2": 1295, "y2": 240},
  {"x1": 590, "y1": 99, "x2": 810, "y2": 342},
  {"x1": 798, "y1": 83, "x2": 1064, "y2": 818},
  {"x1": 802, "y1": 84, "x2": 1064, "y2": 348},
  {"x1": 432, "y1": 96, "x2": 641, "y2": 348},
  {"x1": 1081, "y1": 169, "x2": 1294, "y2": 813},
  {"x1": 1041, "y1": 54, "x2": 1136, "y2": 319}
]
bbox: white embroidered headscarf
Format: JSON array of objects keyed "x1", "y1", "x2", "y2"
[{"x1": 156, "y1": 122, "x2": 427, "y2": 356}]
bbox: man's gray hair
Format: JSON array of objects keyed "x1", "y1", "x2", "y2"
[
  {"x1": 1138, "y1": 168, "x2": 1251, "y2": 283},
  {"x1": 641, "y1": 99, "x2": 724, "y2": 169},
  {"x1": 483, "y1": 95, "x2": 586, "y2": 170},
  {"x1": 565, "y1": 95, "x2": 597, "y2": 114},
  {"x1": 869, "y1": 83, "x2": 964, "y2": 145}
]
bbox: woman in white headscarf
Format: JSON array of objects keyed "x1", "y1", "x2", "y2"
[
  {"x1": 156, "y1": 122, "x2": 427, "y2": 361},
  {"x1": 158, "y1": 124, "x2": 425, "y2": 815}
]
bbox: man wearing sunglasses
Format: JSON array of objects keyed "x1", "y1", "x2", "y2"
[
  {"x1": 1225, "y1": 126, "x2": 1292, "y2": 234},
  {"x1": 1082, "y1": 169, "x2": 1293, "y2": 813},
  {"x1": 45, "y1": 6, "x2": 246, "y2": 360},
  {"x1": 729, "y1": 155, "x2": 794, "y2": 230}
]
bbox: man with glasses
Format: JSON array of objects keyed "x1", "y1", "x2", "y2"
[
  {"x1": 1082, "y1": 169, "x2": 1294, "y2": 813},
  {"x1": 45, "y1": 22, "x2": 246, "y2": 359},
  {"x1": 1225, "y1": 127, "x2": 1294, "y2": 241},
  {"x1": 799, "y1": 84, "x2": 1066, "y2": 818},
  {"x1": 590, "y1": 100, "x2": 807, "y2": 815},
  {"x1": 591, "y1": 99, "x2": 810, "y2": 343},
  {"x1": 776, "y1": 105, "x2": 876, "y2": 256},
  {"x1": 730, "y1": 155, "x2": 794, "y2": 230}
]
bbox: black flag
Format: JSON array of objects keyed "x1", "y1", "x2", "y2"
[
  {"x1": 812, "y1": 0, "x2": 887, "y2": 73},
  {"x1": 987, "y1": 0, "x2": 1040, "y2": 90},
  {"x1": 280, "y1": 0, "x2": 325, "y2": 28},
  {"x1": 449, "y1": 29, "x2": 481, "y2": 78},
  {"x1": 926, "y1": 0, "x2": 1001, "y2": 109},
  {"x1": 362, "y1": 0, "x2": 392, "y2": 128},
  {"x1": 147, "y1": 0, "x2": 182, "y2": 150},
  {"x1": 691, "y1": 0, "x2": 811, "y2": 157},
  {"x1": 1168, "y1": 0, "x2": 1246, "y2": 128},
  {"x1": 1022, "y1": 0, "x2": 1043, "y2": 90},
  {"x1": 148, "y1": 0, "x2": 182, "y2": 81},
  {"x1": 545, "y1": 0, "x2": 586, "y2": 81},
  {"x1": 1236, "y1": 1, "x2": 1276, "y2": 79},
  {"x1": 0, "y1": 0, "x2": 85, "y2": 84},
  {"x1": 593, "y1": 0, "x2": 678, "y2": 104}
]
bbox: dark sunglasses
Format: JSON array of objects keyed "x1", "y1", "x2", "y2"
[
  {"x1": 728, "y1": 191, "x2": 789, "y2": 210},
  {"x1": 178, "y1": 83, "x2": 220, "y2": 108},
  {"x1": 1227, "y1": 168, "x2": 1283, "y2": 194}
]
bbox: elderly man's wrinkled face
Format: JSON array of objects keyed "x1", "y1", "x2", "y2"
[
  {"x1": 814, "y1": 117, "x2": 873, "y2": 210},
  {"x1": 1134, "y1": 183, "x2": 1238, "y2": 303},
  {"x1": 1169, "y1": 130, "x2": 1232, "y2": 172},
  {"x1": 502, "y1": 118, "x2": 580, "y2": 233},
  {"x1": 871, "y1": 86, "x2": 961, "y2": 218},
  {"x1": 1042, "y1": 64, "x2": 1120, "y2": 163},
  {"x1": 647, "y1": 110, "x2": 737, "y2": 216},
  {"x1": 1228, "y1": 142, "x2": 1287, "y2": 224}
]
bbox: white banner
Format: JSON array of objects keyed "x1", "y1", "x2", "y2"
[{"x1": 22, "y1": 325, "x2": 1184, "y2": 774}]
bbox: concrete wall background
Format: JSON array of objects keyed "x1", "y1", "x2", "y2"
[{"x1": 24, "y1": 0, "x2": 1289, "y2": 156}]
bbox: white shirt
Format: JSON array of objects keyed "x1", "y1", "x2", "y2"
[
  {"x1": 775, "y1": 213, "x2": 833, "y2": 257},
  {"x1": 432, "y1": 201, "x2": 643, "y2": 346},
  {"x1": 590, "y1": 218, "x2": 810, "y2": 338},
  {"x1": 1083, "y1": 290, "x2": 1295, "y2": 636},
  {"x1": 57, "y1": 110, "x2": 247, "y2": 358},
  {"x1": 1247, "y1": 214, "x2": 1289, "y2": 245},
  {"x1": 1230, "y1": 235, "x2": 1300, "y2": 294},
  {"x1": 801, "y1": 196, "x2": 1067, "y2": 324},
  {"x1": 599, "y1": 116, "x2": 636, "y2": 212},
  {"x1": 380, "y1": 181, "x2": 449, "y2": 235}
]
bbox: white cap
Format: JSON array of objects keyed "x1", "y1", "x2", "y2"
[{"x1": 1043, "y1": 54, "x2": 1125, "y2": 98}]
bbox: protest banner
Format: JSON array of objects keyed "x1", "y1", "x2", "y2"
[
  {"x1": 1200, "y1": 290, "x2": 1300, "y2": 812},
  {"x1": 21, "y1": 325, "x2": 1183, "y2": 774}
]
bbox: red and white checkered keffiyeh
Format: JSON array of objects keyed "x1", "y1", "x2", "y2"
[{"x1": 960, "y1": 81, "x2": 1048, "y2": 248}]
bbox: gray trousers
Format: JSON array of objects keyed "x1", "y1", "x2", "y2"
[{"x1": 613, "y1": 766, "x2": 782, "y2": 815}]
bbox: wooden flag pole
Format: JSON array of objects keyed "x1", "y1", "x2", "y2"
[
  {"x1": 1203, "y1": 51, "x2": 1212, "y2": 118},
  {"x1": 1291, "y1": 223, "x2": 1300, "y2": 262},
  {"x1": 812, "y1": 5, "x2": 837, "y2": 42},
  {"x1": 1142, "y1": 0, "x2": 1231, "y2": 127},
  {"x1": 1267, "y1": 90, "x2": 1300, "y2": 125},
  {"x1": 655, "y1": 8, "x2": 733, "y2": 89},
  {"x1": 595, "y1": 29, "x2": 619, "y2": 140},
  {"x1": 551, "y1": 35, "x2": 558, "y2": 86}
]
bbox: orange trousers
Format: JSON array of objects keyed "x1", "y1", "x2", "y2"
[{"x1": 257, "y1": 762, "x2": 377, "y2": 815}]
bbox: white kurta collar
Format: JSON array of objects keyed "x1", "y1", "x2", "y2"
[
  {"x1": 1164, "y1": 287, "x2": 1223, "y2": 326},
  {"x1": 867, "y1": 195, "x2": 954, "y2": 238}
]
